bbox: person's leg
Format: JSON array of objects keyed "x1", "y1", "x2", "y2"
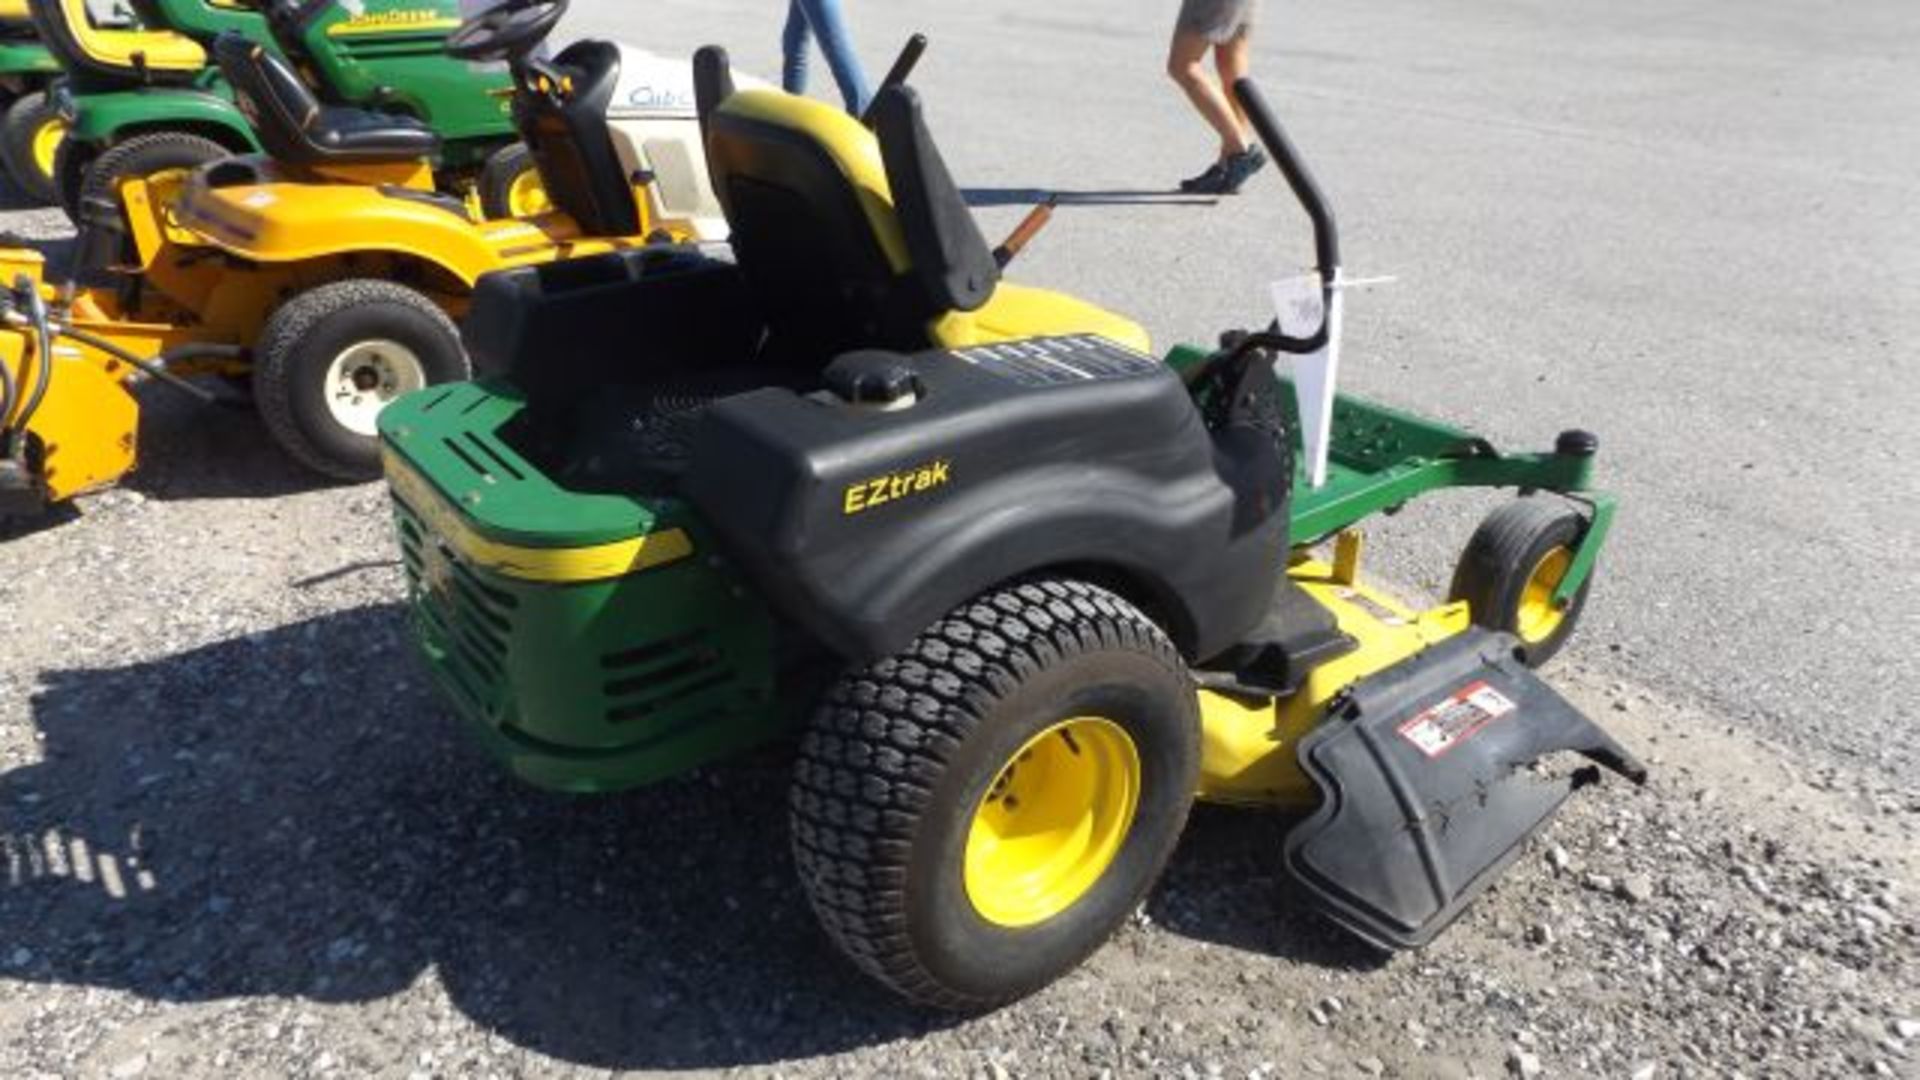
[
  {"x1": 781, "y1": 0, "x2": 810, "y2": 95},
  {"x1": 1167, "y1": 28, "x2": 1249, "y2": 160},
  {"x1": 1214, "y1": 29, "x2": 1253, "y2": 142},
  {"x1": 794, "y1": 0, "x2": 872, "y2": 115}
]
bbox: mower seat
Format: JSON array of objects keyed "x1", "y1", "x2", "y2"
[
  {"x1": 31, "y1": 0, "x2": 205, "y2": 83},
  {"x1": 701, "y1": 61, "x2": 1147, "y2": 359},
  {"x1": 214, "y1": 33, "x2": 439, "y2": 166},
  {"x1": 511, "y1": 39, "x2": 643, "y2": 237}
]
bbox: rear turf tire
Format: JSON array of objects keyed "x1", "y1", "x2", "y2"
[
  {"x1": 76, "y1": 131, "x2": 229, "y2": 260},
  {"x1": 1, "y1": 91, "x2": 68, "y2": 205},
  {"x1": 1449, "y1": 499, "x2": 1593, "y2": 668},
  {"x1": 253, "y1": 280, "x2": 469, "y2": 481},
  {"x1": 477, "y1": 141, "x2": 547, "y2": 219},
  {"x1": 791, "y1": 578, "x2": 1200, "y2": 1011}
]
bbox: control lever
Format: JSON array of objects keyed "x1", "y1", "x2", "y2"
[
  {"x1": 993, "y1": 195, "x2": 1058, "y2": 269},
  {"x1": 861, "y1": 33, "x2": 928, "y2": 127}
]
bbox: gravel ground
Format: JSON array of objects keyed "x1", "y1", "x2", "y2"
[{"x1": 4, "y1": 1, "x2": 1918, "y2": 1077}]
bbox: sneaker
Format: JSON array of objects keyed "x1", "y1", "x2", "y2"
[
  {"x1": 1217, "y1": 144, "x2": 1268, "y2": 194},
  {"x1": 1179, "y1": 160, "x2": 1227, "y2": 193}
]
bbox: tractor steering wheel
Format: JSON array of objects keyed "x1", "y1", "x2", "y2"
[{"x1": 447, "y1": 0, "x2": 569, "y2": 63}]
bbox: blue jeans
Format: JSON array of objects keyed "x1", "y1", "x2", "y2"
[{"x1": 781, "y1": 0, "x2": 872, "y2": 115}]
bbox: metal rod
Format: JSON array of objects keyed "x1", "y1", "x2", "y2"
[
  {"x1": 862, "y1": 33, "x2": 929, "y2": 127},
  {"x1": 1231, "y1": 79, "x2": 1341, "y2": 284}
]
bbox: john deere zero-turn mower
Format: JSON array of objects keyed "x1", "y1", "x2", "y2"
[
  {"x1": 377, "y1": 48, "x2": 1644, "y2": 1010},
  {"x1": 0, "y1": 0, "x2": 724, "y2": 517},
  {"x1": 0, "y1": 0, "x2": 69, "y2": 202},
  {"x1": 33, "y1": 0, "x2": 546, "y2": 219}
]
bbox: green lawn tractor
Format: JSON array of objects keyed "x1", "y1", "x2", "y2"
[
  {"x1": 34, "y1": 0, "x2": 539, "y2": 218},
  {"x1": 377, "y1": 50, "x2": 1646, "y2": 1010},
  {"x1": 0, "y1": 0, "x2": 68, "y2": 202}
]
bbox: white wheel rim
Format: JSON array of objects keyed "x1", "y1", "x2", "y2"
[{"x1": 323, "y1": 339, "x2": 426, "y2": 437}]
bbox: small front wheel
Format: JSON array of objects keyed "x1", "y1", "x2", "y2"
[
  {"x1": 791, "y1": 578, "x2": 1200, "y2": 1011},
  {"x1": 253, "y1": 280, "x2": 470, "y2": 480},
  {"x1": 1450, "y1": 499, "x2": 1594, "y2": 667},
  {"x1": 0, "y1": 91, "x2": 69, "y2": 205},
  {"x1": 476, "y1": 141, "x2": 548, "y2": 219}
]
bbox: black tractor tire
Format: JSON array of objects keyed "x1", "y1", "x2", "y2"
[
  {"x1": 791, "y1": 578, "x2": 1201, "y2": 1011},
  {"x1": 0, "y1": 91, "x2": 67, "y2": 205},
  {"x1": 476, "y1": 141, "x2": 545, "y2": 219},
  {"x1": 253, "y1": 279, "x2": 469, "y2": 481},
  {"x1": 79, "y1": 130, "x2": 228, "y2": 225},
  {"x1": 1449, "y1": 499, "x2": 1594, "y2": 668},
  {"x1": 69, "y1": 131, "x2": 230, "y2": 274}
]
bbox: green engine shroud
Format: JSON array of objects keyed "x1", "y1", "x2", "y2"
[{"x1": 381, "y1": 381, "x2": 782, "y2": 794}]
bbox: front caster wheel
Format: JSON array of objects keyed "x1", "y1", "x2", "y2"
[
  {"x1": 476, "y1": 141, "x2": 548, "y2": 219},
  {"x1": 0, "y1": 91, "x2": 69, "y2": 205},
  {"x1": 1450, "y1": 499, "x2": 1594, "y2": 667},
  {"x1": 791, "y1": 578, "x2": 1199, "y2": 1011},
  {"x1": 254, "y1": 279, "x2": 470, "y2": 481}
]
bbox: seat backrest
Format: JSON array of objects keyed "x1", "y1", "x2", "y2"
[
  {"x1": 512, "y1": 39, "x2": 642, "y2": 237},
  {"x1": 216, "y1": 31, "x2": 323, "y2": 162},
  {"x1": 32, "y1": 0, "x2": 206, "y2": 82},
  {"x1": 216, "y1": 31, "x2": 438, "y2": 165},
  {"x1": 703, "y1": 81, "x2": 1000, "y2": 361}
]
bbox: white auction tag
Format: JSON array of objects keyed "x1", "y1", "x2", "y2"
[
  {"x1": 1269, "y1": 271, "x2": 1342, "y2": 489},
  {"x1": 1270, "y1": 273, "x2": 1325, "y2": 339}
]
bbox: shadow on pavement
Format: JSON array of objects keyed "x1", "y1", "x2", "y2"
[
  {"x1": 963, "y1": 186, "x2": 1220, "y2": 208},
  {"x1": 1148, "y1": 803, "x2": 1390, "y2": 973},
  {"x1": 117, "y1": 382, "x2": 329, "y2": 503},
  {"x1": 1, "y1": 604, "x2": 1371, "y2": 1068},
  {"x1": 0, "y1": 604, "x2": 948, "y2": 1069}
]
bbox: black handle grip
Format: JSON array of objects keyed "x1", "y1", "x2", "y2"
[
  {"x1": 1232, "y1": 78, "x2": 1340, "y2": 279},
  {"x1": 862, "y1": 33, "x2": 929, "y2": 127}
]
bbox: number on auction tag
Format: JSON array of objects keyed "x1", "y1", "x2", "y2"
[{"x1": 1270, "y1": 273, "x2": 1325, "y2": 338}]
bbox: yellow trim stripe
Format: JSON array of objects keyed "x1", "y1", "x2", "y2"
[
  {"x1": 327, "y1": 16, "x2": 462, "y2": 36},
  {"x1": 384, "y1": 452, "x2": 693, "y2": 583}
]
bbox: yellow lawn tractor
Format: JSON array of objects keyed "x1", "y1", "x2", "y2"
[{"x1": 0, "y1": 0, "x2": 724, "y2": 518}]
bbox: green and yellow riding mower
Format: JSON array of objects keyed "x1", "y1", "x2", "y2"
[
  {"x1": 376, "y1": 50, "x2": 1645, "y2": 1010},
  {"x1": 0, "y1": 0, "x2": 70, "y2": 203},
  {"x1": 0, "y1": 1, "x2": 723, "y2": 518},
  {"x1": 32, "y1": 0, "x2": 544, "y2": 219}
]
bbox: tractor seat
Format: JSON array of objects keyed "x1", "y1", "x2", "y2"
[
  {"x1": 214, "y1": 33, "x2": 439, "y2": 166},
  {"x1": 509, "y1": 39, "x2": 642, "y2": 237},
  {"x1": 31, "y1": 0, "x2": 205, "y2": 83},
  {"x1": 700, "y1": 56, "x2": 1146, "y2": 361}
]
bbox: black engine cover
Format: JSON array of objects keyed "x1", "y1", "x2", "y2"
[{"x1": 678, "y1": 334, "x2": 1290, "y2": 663}]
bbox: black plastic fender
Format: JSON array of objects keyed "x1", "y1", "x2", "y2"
[
  {"x1": 678, "y1": 335, "x2": 1291, "y2": 664},
  {"x1": 1284, "y1": 627, "x2": 1647, "y2": 950}
]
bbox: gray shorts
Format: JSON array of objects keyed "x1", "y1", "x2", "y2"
[{"x1": 1177, "y1": 0, "x2": 1258, "y2": 44}]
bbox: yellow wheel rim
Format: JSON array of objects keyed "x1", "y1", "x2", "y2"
[
  {"x1": 1515, "y1": 546, "x2": 1573, "y2": 645},
  {"x1": 30, "y1": 116, "x2": 66, "y2": 181},
  {"x1": 963, "y1": 716, "x2": 1141, "y2": 928},
  {"x1": 505, "y1": 167, "x2": 550, "y2": 217}
]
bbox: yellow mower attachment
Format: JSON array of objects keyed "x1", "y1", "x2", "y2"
[{"x1": 0, "y1": 250, "x2": 143, "y2": 515}]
